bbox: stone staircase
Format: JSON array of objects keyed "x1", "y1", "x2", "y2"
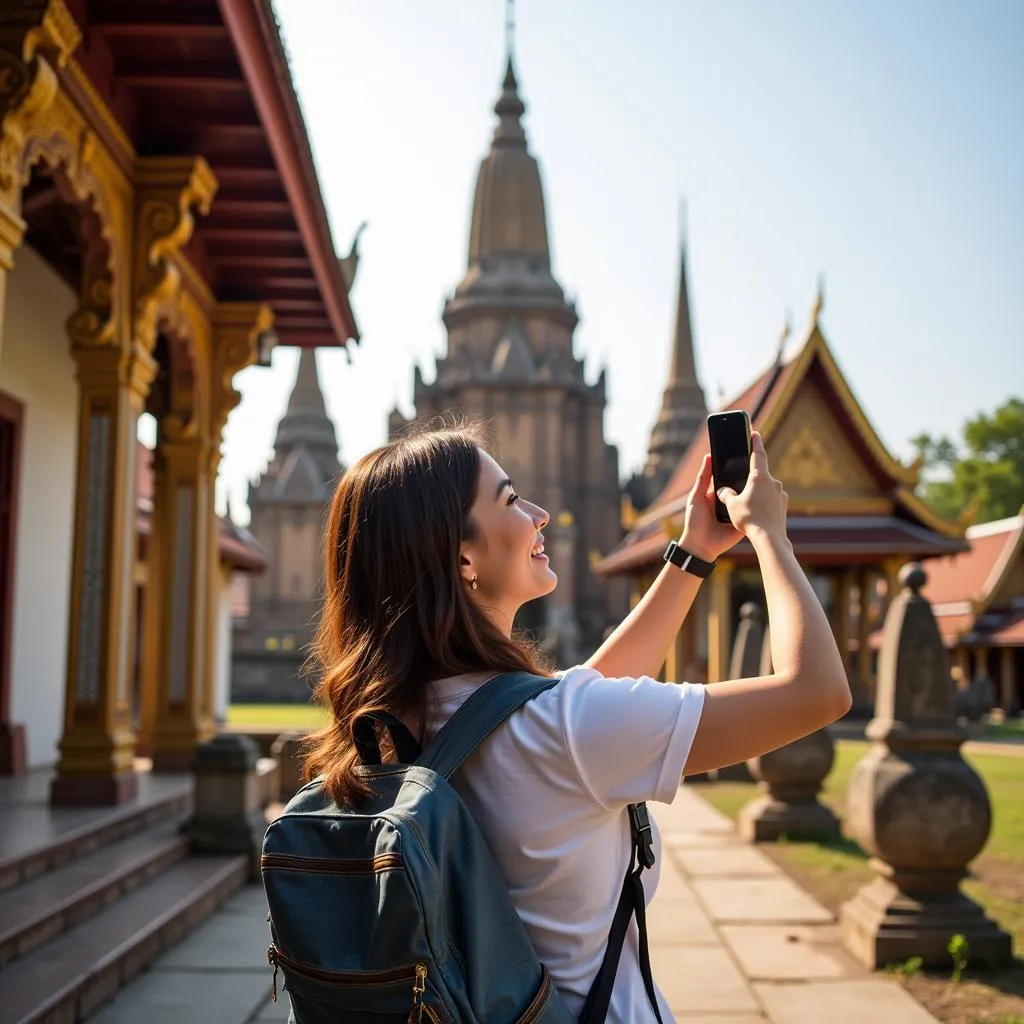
[{"x1": 0, "y1": 780, "x2": 248, "y2": 1024}]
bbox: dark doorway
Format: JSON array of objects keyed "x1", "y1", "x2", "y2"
[{"x1": 0, "y1": 390, "x2": 26, "y2": 773}]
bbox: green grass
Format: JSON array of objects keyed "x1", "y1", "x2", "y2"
[
  {"x1": 701, "y1": 741, "x2": 1024, "y2": 862},
  {"x1": 227, "y1": 703, "x2": 328, "y2": 730},
  {"x1": 694, "y1": 739, "x2": 1024, "y2": 954}
]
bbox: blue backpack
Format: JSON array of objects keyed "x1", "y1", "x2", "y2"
[{"x1": 262, "y1": 672, "x2": 663, "y2": 1023}]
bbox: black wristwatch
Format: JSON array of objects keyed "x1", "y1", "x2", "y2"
[{"x1": 663, "y1": 540, "x2": 716, "y2": 579}]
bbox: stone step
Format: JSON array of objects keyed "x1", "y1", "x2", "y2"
[
  {"x1": 0, "y1": 785, "x2": 192, "y2": 893},
  {"x1": 0, "y1": 854, "x2": 247, "y2": 1024},
  {"x1": 0, "y1": 823, "x2": 190, "y2": 968}
]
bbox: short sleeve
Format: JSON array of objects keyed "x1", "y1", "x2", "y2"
[{"x1": 553, "y1": 666, "x2": 706, "y2": 809}]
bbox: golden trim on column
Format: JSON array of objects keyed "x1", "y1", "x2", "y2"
[
  {"x1": 706, "y1": 559, "x2": 734, "y2": 683},
  {"x1": 203, "y1": 302, "x2": 274, "y2": 731},
  {"x1": 0, "y1": 203, "x2": 26, "y2": 360}
]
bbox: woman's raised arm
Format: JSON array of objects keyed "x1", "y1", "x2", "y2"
[{"x1": 683, "y1": 435, "x2": 851, "y2": 776}]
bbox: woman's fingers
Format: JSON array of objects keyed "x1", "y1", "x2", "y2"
[{"x1": 690, "y1": 453, "x2": 712, "y2": 502}]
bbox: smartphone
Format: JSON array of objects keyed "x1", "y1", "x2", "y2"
[{"x1": 707, "y1": 410, "x2": 752, "y2": 524}]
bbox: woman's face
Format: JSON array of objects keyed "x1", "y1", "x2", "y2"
[{"x1": 460, "y1": 448, "x2": 556, "y2": 634}]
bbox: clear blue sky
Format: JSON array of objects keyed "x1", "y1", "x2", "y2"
[{"x1": 217, "y1": 0, "x2": 1024, "y2": 521}]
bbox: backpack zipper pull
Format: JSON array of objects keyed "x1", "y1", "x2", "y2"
[
  {"x1": 267, "y1": 947, "x2": 279, "y2": 1003},
  {"x1": 407, "y1": 963, "x2": 427, "y2": 1023}
]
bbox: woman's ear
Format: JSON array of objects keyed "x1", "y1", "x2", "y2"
[{"x1": 458, "y1": 550, "x2": 476, "y2": 584}]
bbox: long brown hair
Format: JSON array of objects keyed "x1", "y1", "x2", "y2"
[{"x1": 303, "y1": 423, "x2": 549, "y2": 805}]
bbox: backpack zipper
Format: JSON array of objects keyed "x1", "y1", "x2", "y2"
[
  {"x1": 267, "y1": 944, "x2": 432, "y2": 1020},
  {"x1": 519, "y1": 966, "x2": 553, "y2": 1023},
  {"x1": 261, "y1": 852, "x2": 405, "y2": 874}
]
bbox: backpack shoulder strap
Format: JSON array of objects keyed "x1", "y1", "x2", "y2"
[{"x1": 414, "y1": 671, "x2": 559, "y2": 780}]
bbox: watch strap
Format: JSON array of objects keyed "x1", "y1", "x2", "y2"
[{"x1": 663, "y1": 540, "x2": 715, "y2": 579}]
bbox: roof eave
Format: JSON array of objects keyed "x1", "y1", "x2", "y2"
[{"x1": 217, "y1": 0, "x2": 360, "y2": 347}]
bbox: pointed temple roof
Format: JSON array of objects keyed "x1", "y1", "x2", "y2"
[
  {"x1": 443, "y1": 45, "x2": 574, "y2": 325},
  {"x1": 252, "y1": 347, "x2": 341, "y2": 504},
  {"x1": 274, "y1": 347, "x2": 338, "y2": 457},
  {"x1": 597, "y1": 299, "x2": 969, "y2": 576},
  {"x1": 641, "y1": 224, "x2": 708, "y2": 491}
]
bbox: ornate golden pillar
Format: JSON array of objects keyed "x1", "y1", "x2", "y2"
[
  {"x1": 707, "y1": 559, "x2": 734, "y2": 682},
  {"x1": 203, "y1": 302, "x2": 274, "y2": 730},
  {"x1": 51, "y1": 341, "x2": 153, "y2": 804},
  {"x1": 149, "y1": 428, "x2": 214, "y2": 770},
  {"x1": 129, "y1": 156, "x2": 216, "y2": 770}
]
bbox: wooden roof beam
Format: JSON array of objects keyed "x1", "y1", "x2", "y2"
[{"x1": 116, "y1": 62, "x2": 247, "y2": 92}]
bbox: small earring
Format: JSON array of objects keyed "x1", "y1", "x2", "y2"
[{"x1": 470, "y1": 575, "x2": 479, "y2": 591}]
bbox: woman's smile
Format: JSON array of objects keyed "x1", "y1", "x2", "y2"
[{"x1": 530, "y1": 535, "x2": 548, "y2": 561}]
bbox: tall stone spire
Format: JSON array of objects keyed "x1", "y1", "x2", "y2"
[
  {"x1": 641, "y1": 213, "x2": 708, "y2": 493},
  {"x1": 269, "y1": 347, "x2": 340, "y2": 488},
  {"x1": 443, "y1": 13, "x2": 572, "y2": 330}
]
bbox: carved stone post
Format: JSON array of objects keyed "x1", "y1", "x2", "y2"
[
  {"x1": 840, "y1": 564, "x2": 1012, "y2": 968},
  {"x1": 738, "y1": 622, "x2": 839, "y2": 842},
  {"x1": 187, "y1": 733, "x2": 266, "y2": 881},
  {"x1": 271, "y1": 731, "x2": 306, "y2": 803},
  {"x1": 715, "y1": 602, "x2": 761, "y2": 782}
]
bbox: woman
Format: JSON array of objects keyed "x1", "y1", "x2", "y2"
[{"x1": 304, "y1": 423, "x2": 850, "y2": 1023}]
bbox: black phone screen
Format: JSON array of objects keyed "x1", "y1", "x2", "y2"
[{"x1": 708, "y1": 411, "x2": 752, "y2": 524}]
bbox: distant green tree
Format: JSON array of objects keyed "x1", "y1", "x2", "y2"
[{"x1": 912, "y1": 397, "x2": 1024, "y2": 523}]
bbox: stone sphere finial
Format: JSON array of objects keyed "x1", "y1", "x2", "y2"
[
  {"x1": 739, "y1": 601, "x2": 763, "y2": 623},
  {"x1": 900, "y1": 562, "x2": 927, "y2": 594}
]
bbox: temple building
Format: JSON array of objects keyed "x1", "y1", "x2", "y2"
[
  {"x1": 389, "y1": 48, "x2": 627, "y2": 660},
  {"x1": 0, "y1": 0, "x2": 359, "y2": 798},
  {"x1": 919, "y1": 510, "x2": 1024, "y2": 715},
  {"x1": 595, "y1": 291, "x2": 970, "y2": 711},
  {"x1": 231, "y1": 346, "x2": 342, "y2": 701}
]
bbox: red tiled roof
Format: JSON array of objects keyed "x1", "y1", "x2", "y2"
[
  {"x1": 922, "y1": 518, "x2": 1021, "y2": 607},
  {"x1": 962, "y1": 604, "x2": 1024, "y2": 648}
]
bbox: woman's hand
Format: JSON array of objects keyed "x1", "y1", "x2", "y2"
[
  {"x1": 717, "y1": 431, "x2": 789, "y2": 543},
  {"x1": 677, "y1": 451, "x2": 743, "y2": 563}
]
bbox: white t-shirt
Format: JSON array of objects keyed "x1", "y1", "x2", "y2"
[{"x1": 420, "y1": 664, "x2": 706, "y2": 1024}]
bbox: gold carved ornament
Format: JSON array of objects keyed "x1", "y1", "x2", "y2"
[
  {"x1": 210, "y1": 303, "x2": 275, "y2": 444},
  {"x1": 0, "y1": 0, "x2": 81, "y2": 203},
  {"x1": 774, "y1": 423, "x2": 843, "y2": 490},
  {"x1": 132, "y1": 156, "x2": 218, "y2": 358}
]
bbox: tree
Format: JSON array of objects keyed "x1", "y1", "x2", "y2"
[{"x1": 912, "y1": 397, "x2": 1024, "y2": 524}]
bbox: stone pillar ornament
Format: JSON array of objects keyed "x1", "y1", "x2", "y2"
[
  {"x1": 715, "y1": 602, "x2": 762, "y2": 782},
  {"x1": 187, "y1": 733, "x2": 267, "y2": 881},
  {"x1": 840, "y1": 563, "x2": 1012, "y2": 969},
  {"x1": 738, "y1": 622, "x2": 839, "y2": 842}
]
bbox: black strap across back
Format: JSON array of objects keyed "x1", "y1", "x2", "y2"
[{"x1": 352, "y1": 671, "x2": 664, "y2": 1024}]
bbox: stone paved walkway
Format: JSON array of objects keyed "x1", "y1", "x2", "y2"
[
  {"x1": 90, "y1": 788, "x2": 941, "y2": 1023},
  {"x1": 650, "y1": 788, "x2": 939, "y2": 1023}
]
